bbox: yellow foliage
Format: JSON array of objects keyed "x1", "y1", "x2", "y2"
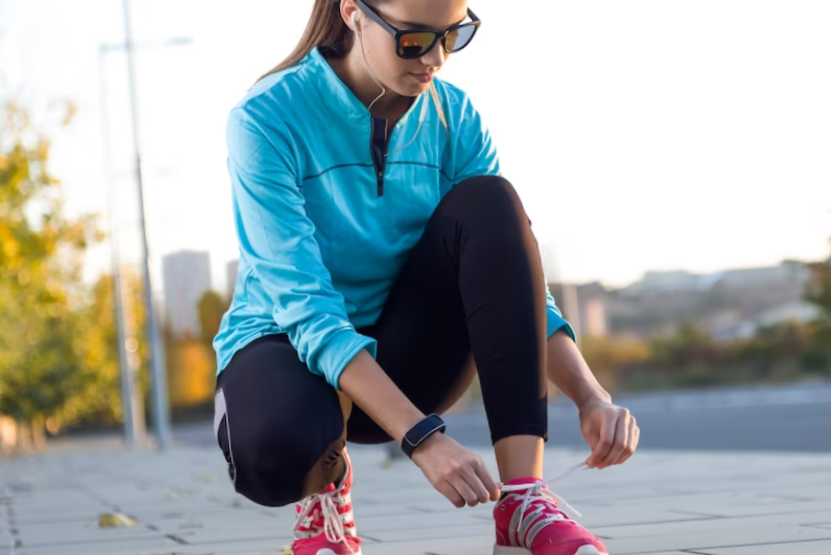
[
  {"x1": 167, "y1": 339, "x2": 215, "y2": 408},
  {"x1": 580, "y1": 335, "x2": 651, "y2": 391}
]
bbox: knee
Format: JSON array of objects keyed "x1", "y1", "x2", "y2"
[
  {"x1": 222, "y1": 417, "x2": 344, "y2": 507},
  {"x1": 445, "y1": 175, "x2": 528, "y2": 224}
]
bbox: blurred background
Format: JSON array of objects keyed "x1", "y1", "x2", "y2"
[{"x1": 1, "y1": 0, "x2": 830, "y2": 455}]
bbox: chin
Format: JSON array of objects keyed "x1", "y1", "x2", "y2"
[{"x1": 397, "y1": 81, "x2": 431, "y2": 98}]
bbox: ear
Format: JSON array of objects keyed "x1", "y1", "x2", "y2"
[{"x1": 340, "y1": 0, "x2": 361, "y2": 32}]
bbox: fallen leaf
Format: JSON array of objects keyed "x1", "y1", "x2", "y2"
[{"x1": 98, "y1": 513, "x2": 138, "y2": 528}]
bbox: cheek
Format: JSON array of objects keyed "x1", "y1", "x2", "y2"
[{"x1": 369, "y1": 43, "x2": 411, "y2": 80}]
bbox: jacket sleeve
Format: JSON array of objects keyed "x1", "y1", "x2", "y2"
[
  {"x1": 227, "y1": 106, "x2": 377, "y2": 388},
  {"x1": 545, "y1": 289, "x2": 576, "y2": 341},
  {"x1": 451, "y1": 94, "x2": 575, "y2": 342},
  {"x1": 451, "y1": 92, "x2": 501, "y2": 184}
]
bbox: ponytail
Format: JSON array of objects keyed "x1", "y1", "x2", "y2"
[
  {"x1": 255, "y1": 0, "x2": 447, "y2": 132},
  {"x1": 256, "y1": 0, "x2": 353, "y2": 84}
]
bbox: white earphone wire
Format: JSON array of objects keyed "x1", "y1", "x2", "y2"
[
  {"x1": 385, "y1": 94, "x2": 429, "y2": 157},
  {"x1": 352, "y1": 11, "x2": 433, "y2": 157},
  {"x1": 353, "y1": 12, "x2": 386, "y2": 112}
]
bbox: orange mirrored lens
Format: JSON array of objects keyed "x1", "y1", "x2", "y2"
[{"x1": 398, "y1": 32, "x2": 436, "y2": 57}]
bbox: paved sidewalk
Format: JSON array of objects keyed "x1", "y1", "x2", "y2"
[{"x1": 2, "y1": 443, "x2": 831, "y2": 555}]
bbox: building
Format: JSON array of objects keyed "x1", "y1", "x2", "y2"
[
  {"x1": 547, "y1": 281, "x2": 612, "y2": 339},
  {"x1": 606, "y1": 260, "x2": 817, "y2": 341},
  {"x1": 162, "y1": 250, "x2": 212, "y2": 338}
]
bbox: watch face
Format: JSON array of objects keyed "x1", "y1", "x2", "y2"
[{"x1": 402, "y1": 414, "x2": 445, "y2": 456}]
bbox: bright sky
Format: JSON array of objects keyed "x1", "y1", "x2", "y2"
[{"x1": 2, "y1": 0, "x2": 830, "y2": 293}]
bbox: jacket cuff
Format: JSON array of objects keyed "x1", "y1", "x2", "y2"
[
  {"x1": 318, "y1": 328, "x2": 378, "y2": 390},
  {"x1": 547, "y1": 305, "x2": 576, "y2": 342}
]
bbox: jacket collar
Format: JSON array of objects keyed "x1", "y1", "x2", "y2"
[{"x1": 307, "y1": 46, "x2": 425, "y2": 124}]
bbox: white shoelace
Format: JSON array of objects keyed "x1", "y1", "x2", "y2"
[
  {"x1": 499, "y1": 461, "x2": 589, "y2": 547},
  {"x1": 293, "y1": 485, "x2": 356, "y2": 554}
]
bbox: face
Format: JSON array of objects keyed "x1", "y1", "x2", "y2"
[{"x1": 346, "y1": 0, "x2": 474, "y2": 97}]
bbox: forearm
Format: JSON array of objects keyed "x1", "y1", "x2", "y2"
[
  {"x1": 546, "y1": 330, "x2": 611, "y2": 407},
  {"x1": 337, "y1": 349, "x2": 425, "y2": 443}
]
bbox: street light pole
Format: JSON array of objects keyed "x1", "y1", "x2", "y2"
[
  {"x1": 98, "y1": 48, "x2": 147, "y2": 449},
  {"x1": 121, "y1": 0, "x2": 172, "y2": 451}
]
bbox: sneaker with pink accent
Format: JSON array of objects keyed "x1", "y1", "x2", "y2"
[
  {"x1": 493, "y1": 477, "x2": 608, "y2": 555},
  {"x1": 291, "y1": 449, "x2": 362, "y2": 555}
]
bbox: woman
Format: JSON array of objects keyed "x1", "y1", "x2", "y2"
[{"x1": 213, "y1": 1, "x2": 639, "y2": 554}]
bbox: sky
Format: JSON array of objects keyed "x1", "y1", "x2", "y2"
[{"x1": 1, "y1": 0, "x2": 830, "y2": 294}]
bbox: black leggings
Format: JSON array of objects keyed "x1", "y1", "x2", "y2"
[{"x1": 214, "y1": 176, "x2": 550, "y2": 507}]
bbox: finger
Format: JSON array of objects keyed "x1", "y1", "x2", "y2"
[
  {"x1": 587, "y1": 415, "x2": 614, "y2": 469},
  {"x1": 437, "y1": 480, "x2": 465, "y2": 508},
  {"x1": 619, "y1": 420, "x2": 640, "y2": 465},
  {"x1": 473, "y1": 460, "x2": 501, "y2": 501},
  {"x1": 461, "y1": 462, "x2": 492, "y2": 504},
  {"x1": 450, "y1": 475, "x2": 481, "y2": 507},
  {"x1": 600, "y1": 411, "x2": 630, "y2": 468}
]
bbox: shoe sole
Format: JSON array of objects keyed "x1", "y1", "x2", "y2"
[
  {"x1": 310, "y1": 550, "x2": 363, "y2": 555},
  {"x1": 494, "y1": 545, "x2": 607, "y2": 555}
]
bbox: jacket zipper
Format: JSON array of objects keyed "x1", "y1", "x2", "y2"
[{"x1": 370, "y1": 116, "x2": 394, "y2": 196}]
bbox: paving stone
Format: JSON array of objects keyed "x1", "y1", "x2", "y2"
[
  {"x1": 603, "y1": 524, "x2": 831, "y2": 554},
  {"x1": 9, "y1": 536, "x2": 182, "y2": 555},
  {"x1": 696, "y1": 538, "x2": 831, "y2": 554},
  {"x1": 4, "y1": 444, "x2": 831, "y2": 554}
]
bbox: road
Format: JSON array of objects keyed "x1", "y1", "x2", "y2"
[
  {"x1": 443, "y1": 396, "x2": 831, "y2": 452},
  {"x1": 178, "y1": 380, "x2": 831, "y2": 453}
]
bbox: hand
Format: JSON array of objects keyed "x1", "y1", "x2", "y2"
[
  {"x1": 411, "y1": 433, "x2": 501, "y2": 508},
  {"x1": 578, "y1": 398, "x2": 639, "y2": 469}
]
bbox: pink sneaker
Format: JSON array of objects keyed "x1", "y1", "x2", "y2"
[
  {"x1": 493, "y1": 477, "x2": 608, "y2": 555},
  {"x1": 291, "y1": 449, "x2": 362, "y2": 555}
]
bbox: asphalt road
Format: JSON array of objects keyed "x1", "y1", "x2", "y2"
[
  {"x1": 178, "y1": 381, "x2": 831, "y2": 453},
  {"x1": 442, "y1": 398, "x2": 831, "y2": 452}
]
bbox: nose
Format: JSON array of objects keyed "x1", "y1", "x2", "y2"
[{"x1": 420, "y1": 41, "x2": 446, "y2": 69}]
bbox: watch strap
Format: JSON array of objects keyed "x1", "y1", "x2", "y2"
[{"x1": 401, "y1": 413, "x2": 446, "y2": 459}]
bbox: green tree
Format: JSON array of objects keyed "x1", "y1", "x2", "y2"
[
  {"x1": 68, "y1": 271, "x2": 151, "y2": 430},
  {"x1": 0, "y1": 100, "x2": 103, "y2": 445},
  {"x1": 805, "y1": 238, "x2": 831, "y2": 374},
  {"x1": 806, "y1": 249, "x2": 831, "y2": 323}
]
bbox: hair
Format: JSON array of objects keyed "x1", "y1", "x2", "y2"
[
  {"x1": 255, "y1": 0, "x2": 448, "y2": 129},
  {"x1": 257, "y1": 0, "x2": 356, "y2": 82}
]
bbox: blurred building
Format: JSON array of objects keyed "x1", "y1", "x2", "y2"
[
  {"x1": 548, "y1": 281, "x2": 611, "y2": 339},
  {"x1": 162, "y1": 250, "x2": 212, "y2": 338},
  {"x1": 550, "y1": 260, "x2": 819, "y2": 342}
]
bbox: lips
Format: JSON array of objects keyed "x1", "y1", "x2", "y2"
[{"x1": 410, "y1": 72, "x2": 433, "y2": 84}]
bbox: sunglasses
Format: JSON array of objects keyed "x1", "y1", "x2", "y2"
[{"x1": 354, "y1": 0, "x2": 481, "y2": 60}]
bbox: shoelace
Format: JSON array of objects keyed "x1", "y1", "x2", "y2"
[
  {"x1": 293, "y1": 485, "x2": 356, "y2": 554},
  {"x1": 499, "y1": 461, "x2": 589, "y2": 547}
]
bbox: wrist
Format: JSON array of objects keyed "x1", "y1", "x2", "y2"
[
  {"x1": 576, "y1": 387, "x2": 612, "y2": 409},
  {"x1": 401, "y1": 413, "x2": 446, "y2": 459}
]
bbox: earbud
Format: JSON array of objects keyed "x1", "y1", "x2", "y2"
[{"x1": 351, "y1": 11, "x2": 359, "y2": 32}]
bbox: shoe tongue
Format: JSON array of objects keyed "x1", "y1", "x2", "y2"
[{"x1": 317, "y1": 482, "x2": 337, "y2": 495}]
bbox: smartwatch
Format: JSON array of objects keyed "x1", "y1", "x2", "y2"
[{"x1": 401, "y1": 413, "x2": 446, "y2": 459}]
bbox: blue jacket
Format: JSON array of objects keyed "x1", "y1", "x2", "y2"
[{"x1": 214, "y1": 46, "x2": 573, "y2": 388}]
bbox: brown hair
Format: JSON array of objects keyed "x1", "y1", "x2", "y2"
[
  {"x1": 256, "y1": 0, "x2": 448, "y2": 129},
  {"x1": 256, "y1": 0, "x2": 363, "y2": 83}
]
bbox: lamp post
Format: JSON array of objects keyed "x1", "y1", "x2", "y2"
[{"x1": 98, "y1": 0, "x2": 192, "y2": 451}]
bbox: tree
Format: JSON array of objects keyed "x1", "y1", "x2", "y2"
[
  {"x1": 197, "y1": 290, "x2": 230, "y2": 348},
  {"x1": 67, "y1": 271, "x2": 151, "y2": 431},
  {"x1": 805, "y1": 237, "x2": 831, "y2": 374},
  {"x1": 0, "y1": 99, "x2": 103, "y2": 446},
  {"x1": 806, "y1": 249, "x2": 831, "y2": 323}
]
